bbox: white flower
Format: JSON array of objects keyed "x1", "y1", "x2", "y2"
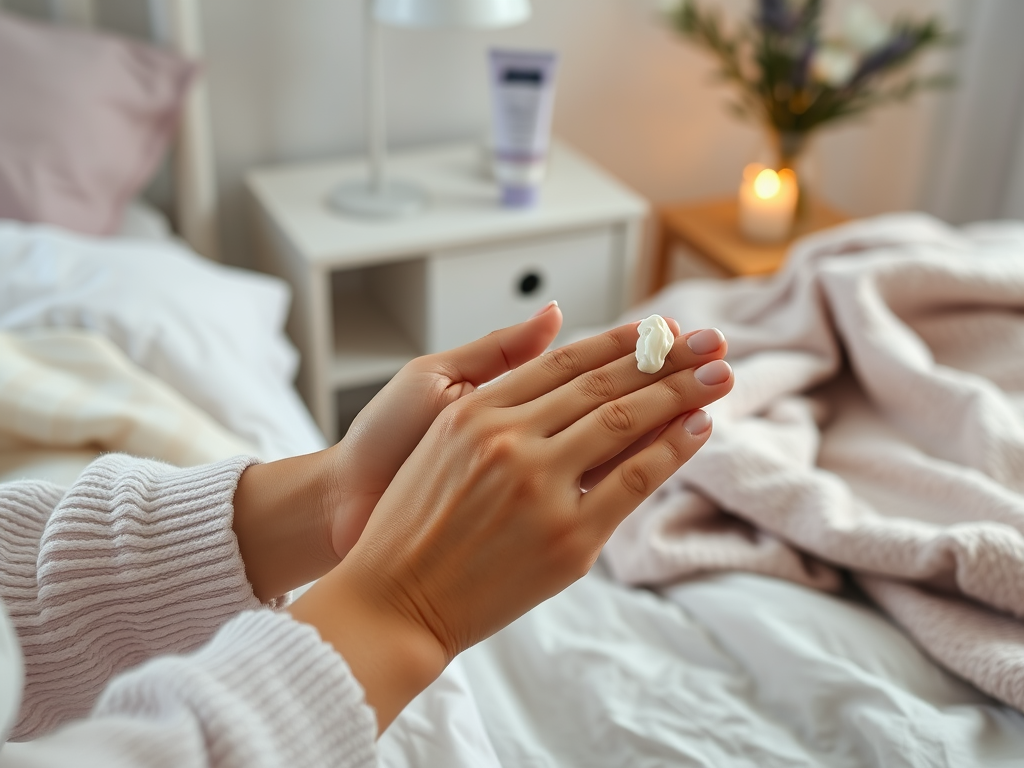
[
  {"x1": 811, "y1": 45, "x2": 857, "y2": 87},
  {"x1": 844, "y1": 4, "x2": 889, "y2": 53}
]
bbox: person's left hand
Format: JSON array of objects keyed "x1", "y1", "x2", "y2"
[{"x1": 323, "y1": 302, "x2": 565, "y2": 560}]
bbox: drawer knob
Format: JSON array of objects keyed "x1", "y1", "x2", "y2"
[{"x1": 517, "y1": 271, "x2": 543, "y2": 296}]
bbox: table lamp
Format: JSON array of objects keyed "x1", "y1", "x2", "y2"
[{"x1": 330, "y1": 0, "x2": 532, "y2": 218}]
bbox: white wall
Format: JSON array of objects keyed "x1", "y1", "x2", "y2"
[
  {"x1": 188, "y1": 0, "x2": 964, "y2": 267},
  {"x1": 6, "y1": 0, "x2": 973, "y2": 264}
]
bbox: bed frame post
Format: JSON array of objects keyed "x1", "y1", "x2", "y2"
[{"x1": 149, "y1": 0, "x2": 221, "y2": 261}]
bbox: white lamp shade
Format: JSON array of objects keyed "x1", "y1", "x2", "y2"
[{"x1": 374, "y1": 0, "x2": 531, "y2": 28}]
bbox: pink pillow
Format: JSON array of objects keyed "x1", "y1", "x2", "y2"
[{"x1": 0, "y1": 12, "x2": 195, "y2": 236}]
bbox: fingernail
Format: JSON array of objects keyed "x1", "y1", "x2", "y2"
[
  {"x1": 683, "y1": 409, "x2": 712, "y2": 436},
  {"x1": 531, "y1": 300, "x2": 559, "y2": 318},
  {"x1": 686, "y1": 328, "x2": 725, "y2": 355},
  {"x1": 694, "y1": 359, "x2": 732, "y2": 386}
]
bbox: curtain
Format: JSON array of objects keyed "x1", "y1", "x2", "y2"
[{"x1": 924, "y1": 0, "x2": 1024, "y2": 222}]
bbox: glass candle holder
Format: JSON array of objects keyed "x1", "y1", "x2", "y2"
[{"x1": 738, "y1": 164, "x2": 798, "y2": 244}]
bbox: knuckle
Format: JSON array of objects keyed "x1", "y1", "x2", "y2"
[
  {"x1": 506, "y1": 462, "x2": 545, "y2": 501},
  {"x1": 663, "y1": 340, "x2": 688, "y2": 370},
  {"x1": 438, "y1": 397, "x2": 478, "y2": 435},
  {"x1": 620, "y1": 462, "x2": 654, "y2": 498},
  {"x1": 574, "y1": 369, "x2": 618, "y2": 401},
  {"x1": 595, "y1": 400, "x2": 638, "y2": 435},
  {"x1": 482, "y1": 330, "x2": 510, "y2": 363},
  {"x1": 478, "y1": 429, "x2": 520, "y2": 466},
  {"x1": 661, "y1": 432, "x2": 688, "y2": 467},
  {"x1": 660, "y1": 373, "x2": 690, "y2": 402},
  {"x1": 404, "y1": 354, "x2": 437, "y2": 376},
  {"x1": 600, "y1": 328, "x2": 627, "y2": 356},
  {"x1": 542, "y1": 346, "x2": 583, "y2": 377}
]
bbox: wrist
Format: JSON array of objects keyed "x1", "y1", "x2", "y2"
[
  {"x1": 232, "y1": 451, "x2": 341, "y2": 602},
  {"x1": 288, "y1": 563, "x2": 446, "y2": 733},
  {"x1": 321, "y1": 438, "x2": 379, "y2": 560}
]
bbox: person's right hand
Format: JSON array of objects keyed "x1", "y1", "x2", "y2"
[{"x1": 290, "y1": 320, "x2": 732, "y2": 731}]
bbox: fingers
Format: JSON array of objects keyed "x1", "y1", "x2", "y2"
[
  {"x1": 554, "y1": 357, "x2": 732, "y2": 474},
  {"x1": 527, "y1": 328, "x2": 727, "y2": 436},
  {"x1": 475, "y1": 316, "x2": 682, "y2": 408},
  {"x1": 579, "y1": 423, "x2": 667, "y2": 492},
  {"x1": 579, "y1": 409, "x2": 713, "y2": 533},
  {"x1": 424, "y1": 302, "x2": 563, "y2": 388}
]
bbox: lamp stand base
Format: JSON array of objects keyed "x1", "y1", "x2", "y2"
[{"x1": 328, "y1": 179, "x2": 428, "y2": 218}]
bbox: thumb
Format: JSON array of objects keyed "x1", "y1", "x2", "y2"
[{"x1": 428, "y1": 301, "x2": 563, "y2": 390}]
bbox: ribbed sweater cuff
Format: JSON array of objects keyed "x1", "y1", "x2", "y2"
[
  {"x1": 45, "y1": 451, "x2": 266, "y2": 619},
  {"x1": 13, "y1": 454, "x2": 267, "y2": 737},
  {"x1": 97, "y1": 609, "x2": 378, "y2": 767}
]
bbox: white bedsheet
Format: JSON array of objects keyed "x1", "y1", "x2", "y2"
[{"x1": 453, "y1": 564, "x2": 1024, "y2": 767}]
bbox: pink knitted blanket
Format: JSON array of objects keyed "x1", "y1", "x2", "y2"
[{"x1": 603, "y1": 214, "x2": 1024, "y2": 711}]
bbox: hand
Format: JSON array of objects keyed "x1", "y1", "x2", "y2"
[
  {"x1": 290, "y1": 321, "x2": 732, "y2": 731},
  {"x1": 230, "y1": 303, "x2": 564, "y2": 602},
  {"x1": 324, "y1": 301, "x2": 564, "y2": 559}
]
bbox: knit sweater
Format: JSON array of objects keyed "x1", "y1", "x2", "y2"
[{"x1": 0, "y1": 453, "x2": 378, "y2": 767}]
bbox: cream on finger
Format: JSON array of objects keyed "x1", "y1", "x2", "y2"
[{"x1": 635, "y1": 314, "x2": 674, "y2": 373}]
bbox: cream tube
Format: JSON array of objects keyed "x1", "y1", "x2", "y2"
[{"x1": 489, "y1": 49, "x2": 559, "y2": 207}]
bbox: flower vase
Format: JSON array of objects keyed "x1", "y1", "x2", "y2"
[{"x1": 772, "y1": 130, "x2": 812, "y2": 219}]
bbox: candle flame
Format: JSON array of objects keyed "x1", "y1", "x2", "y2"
[{"x1": 753, "y1": 168, "x2": 781, "y2": 199}]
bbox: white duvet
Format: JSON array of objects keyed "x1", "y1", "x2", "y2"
[{"x1": 0, "y1": 220, "x2": 324, "y2": 460}]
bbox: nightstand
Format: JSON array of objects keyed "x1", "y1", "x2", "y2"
[
  {"x1": 248, "y1": 141, "x2": 648, "y2": 441},
  {"x1": 651, "y1": 197, "x2": 849, "y2": 293}
]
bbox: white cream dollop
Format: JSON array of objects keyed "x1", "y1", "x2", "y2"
[{"x1": 635, "y1": 314, "x2": 673, "y2": 374}]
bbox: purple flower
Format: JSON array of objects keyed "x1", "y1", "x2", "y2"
[
  {"x1": 759, "y1": 0, "x2": 795, "y2": 34},
  {"x1": 759, "y1": 0, "x2": 821, "y2": 36},
  {"x1": 852, "y1": 30, "x2": 916, "y2": 83},
  {"x1": 791, "y1": 41, "x2": 816, "y2": 88}
]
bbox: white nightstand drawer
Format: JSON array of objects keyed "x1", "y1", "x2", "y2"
[{"x1": 426, "y1": 227, "x2": 619, "y2": 353}]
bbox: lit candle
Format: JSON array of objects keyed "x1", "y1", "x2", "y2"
[{"x1": 738, "y1": 164, "x2": 798, "y2": 244}]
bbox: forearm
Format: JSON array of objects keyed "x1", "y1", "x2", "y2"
[
  {"x1": 231, "y1": 450, "x2": 343, "y2": 602},
  {"x1": 0, "y1": 454, "x2": 264, "y2": 739},
  {"x1": 0, "y1": 611, "x2": 377, "y2": 768}
]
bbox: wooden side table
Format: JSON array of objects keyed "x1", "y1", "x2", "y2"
[{"x1": 651, "y1": 197, "x2": 849, "y2": 293}]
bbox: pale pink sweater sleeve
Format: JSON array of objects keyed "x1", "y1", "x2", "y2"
[{"x1": 0, "y1": 454, "x2": 378, "y2": 767}]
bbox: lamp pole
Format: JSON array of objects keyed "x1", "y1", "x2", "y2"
[
  {"x1": 329, "y1": 0, "x2": 427, "y2": 217},
  {"x1": 329, "y1": 0, "x2": 531, "y2": 218},
  {"x1": 366, "y1": 0, "x2": 385, "y2": 195}
]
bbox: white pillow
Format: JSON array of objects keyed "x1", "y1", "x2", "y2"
[{"x1": 0, "y1": 220, "x2": 324, "y2": 459}]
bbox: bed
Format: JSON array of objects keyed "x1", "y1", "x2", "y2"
[
  {"x1": 2, "y1": 3, "x2": 1024, "y2": 767},
  {"x1": 445, "y1": 214, "x2": 1024, "y2": 768}
]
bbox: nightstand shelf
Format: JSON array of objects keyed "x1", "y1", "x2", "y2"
[
  {"x1": 249, "y1": 141, "x2": 647, "y2": 441},
  {"x1": 329, "y1": 291, "x2": 417, "y2": 390}
]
